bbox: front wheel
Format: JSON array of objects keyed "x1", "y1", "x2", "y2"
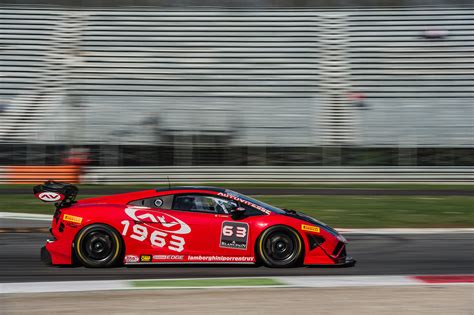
[
  {"x1": 257, "y1": 226, "x2": 303, "y2": 268},
  {"x1": 74, "y1": 224, "x2": 123, "y2": 268}
]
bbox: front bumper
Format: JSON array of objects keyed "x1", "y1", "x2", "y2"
[
  {"x1": 335, "y1": 255, "x2": 356, "y2": 267},
  {"x1": 303, "y1": 237, "x2": 356, "y2": 267},
  {"x1": 40, "y1": 246, "x2": 52, "y2": 265}
]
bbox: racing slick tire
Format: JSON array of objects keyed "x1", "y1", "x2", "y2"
[
  {"x1": 257, "y1": 225, "x2": 303, "y2": 268},
  {"x1": 74, "y1": 224, "x2": 123, "y2": 268}
]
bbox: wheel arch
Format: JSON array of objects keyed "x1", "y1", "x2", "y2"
[
  {"x1": 72, "y1": 222, "x2": 126, "y2": 267},
  {"x1": 254, "y1": 224, "x2": 305, "y2": 267}
]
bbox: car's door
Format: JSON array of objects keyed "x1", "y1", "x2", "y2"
[
  {"x1": 123, "y1": 193, "x2": 256, "y2": 262},
  {"x1": 164, "y1": 193, "x2": 254, "y2": 258},
  {"x1": 122, "y1": 194, "x2": 191, "y2": 261}
]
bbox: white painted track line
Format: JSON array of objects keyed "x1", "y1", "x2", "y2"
[
  {"x1": 276, "y1": 275, "x2": 419, "y2": 287},
  {"x1": 2, "y1": 275, "x2": 473, "y2": 294},
  {"x1": 0, "y1": 212, "x2": 52, "y2": 221},
  {"x1": 1, "y1": 280, "x2": 129, "y2": 294}
]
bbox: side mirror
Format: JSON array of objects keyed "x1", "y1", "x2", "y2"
[{"x1": 230, "y1": 206, "x2": 246, "y2": 219}]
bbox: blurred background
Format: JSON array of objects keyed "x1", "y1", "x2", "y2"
[
  {"x1": 0, "y1": 0, "x2": 472, "y2": 186},
  {"x1": 1, "y1": 2, "x2": 473, "y2": 314}
]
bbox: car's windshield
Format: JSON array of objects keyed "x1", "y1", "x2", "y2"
[{"x1": 225, "y1": 190, "x2": 286, "y2": 214}]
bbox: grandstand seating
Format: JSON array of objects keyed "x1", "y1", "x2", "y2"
[
  {"x1": 349, "y1": 9, "x2": 474, "y2": 147},
  {"x1": 0, "y1": 7, "x2": 472, "y2": 147}
]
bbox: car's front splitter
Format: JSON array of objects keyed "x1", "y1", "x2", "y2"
[
  {"x1": 337, "y1": 256, "x2": 356, "y2": 267},
  {"x1": 40, "y1": 246, "x2": 52, "y2": 265},
  {"x1": 305, "y1": 256, "x2": 356, "y2": 267}
]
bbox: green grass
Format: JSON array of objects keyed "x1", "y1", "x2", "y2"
[
  {"x1": 0, "y1": 194, "x2": 96, "y2": 214},
  {"x1": 132, "y1": 278, "x2": 282, "y2": 288},
  {"x1": 2, "y1": 193, "x2": 472, "y2": 228},
  {"x1": 151, "y1": 183, "x2": 474, "y2": 190},
  {"x1": 256, "y1": 195, "x2": 474, "y2": 228}
]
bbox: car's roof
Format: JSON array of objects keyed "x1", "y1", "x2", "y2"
[{"x1": 155, "y1": 186, "x2": 227, "y2": 193}]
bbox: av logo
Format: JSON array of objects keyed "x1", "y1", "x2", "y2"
[
  {"x1": 37, "y1": 192, "x2": 63, "y2": 202},
  {"x1": 125, "y1": 207, "x2": 191, "y2": 235}
]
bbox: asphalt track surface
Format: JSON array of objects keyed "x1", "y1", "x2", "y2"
[
  {"x1": 2, "y1": 187, "x2": 473, "y2": 196},
  {"x1": 1, "y1": 232, "x2": 472, "y2": 283}
]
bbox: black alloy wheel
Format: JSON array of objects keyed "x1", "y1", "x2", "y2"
[
  {"x1": 74, "y1": 224, "x2": 123, "y2": 268},
  {"x1": 257, "y1": 226, "x2": 303, "y2": 268}
]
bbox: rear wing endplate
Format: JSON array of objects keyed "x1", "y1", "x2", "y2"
[{"x1": 33, "y1": 181, "x2": 78, "y2": 210}]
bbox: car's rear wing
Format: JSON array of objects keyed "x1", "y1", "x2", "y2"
[{"x1": 33, "y1": 180, "x2": 78, "y2": 211}]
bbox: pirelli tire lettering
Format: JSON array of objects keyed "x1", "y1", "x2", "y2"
[
  {"x1": 63, "y1": 214, "x2": 83, "y2": 224},
  {"x1": 74, "y1": 224, "x2": 123, "y2": 268}
]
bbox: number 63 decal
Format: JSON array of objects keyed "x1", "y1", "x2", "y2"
[
  {"x1": 222, "y1": 225, "x2": 247, "y2": 238},
  {"x1": 220, "y1": 221, "x2": 249, "y2": 250}
]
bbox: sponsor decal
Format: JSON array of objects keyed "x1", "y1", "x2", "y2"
[
  {"x1": 36, "y1": 192, "x2": 64, "y2": 202},
  {"x1": 63, "y1": 214, "x2": 83, "y2": 224},
  {"x1": 125, "y1": 207, "x2": 191, "y2": 234},
  {"x1": 301, "y1": 224, "x2": 320, "y2": 233},
  {"x1": 140, "y1": 254, "x2": 152, "y2": 262},
  {"x1": 187, "y1": 255, "x2": 255, "y2": 262},
  {"x1": 121, "y1": 207, "x2": 189, "y2": 253},
  {"x1": 153, "y1": 255, "x2": 184, "y2": 261},
  {"x1": 217, "y1": 192, "x2": 271, "y2": 215},
  {"x1": 124, "y1": 255, "x2": 139, "y2": 263},
  {"x1": 220, "y1": 221, "x2": 249, "y2": 250}
]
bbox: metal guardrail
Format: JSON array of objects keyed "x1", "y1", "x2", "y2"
[
  {"x1": 81, "y1": 167, "x2": 474, "y2": 184},
  {"x1": 0, "y1": 167, "x2": 5, "y2": 184},
  {"x1": 0, "y1": 166, "x2": 471, "y2": 184}
]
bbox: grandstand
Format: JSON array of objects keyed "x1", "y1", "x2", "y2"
[{"x1": 0, "y1": 6, "x2": 473, "y2": 165}]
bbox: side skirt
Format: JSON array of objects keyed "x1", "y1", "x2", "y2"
[{"x1": 125, "y1": 262, "x2": 256, "y2": 266}]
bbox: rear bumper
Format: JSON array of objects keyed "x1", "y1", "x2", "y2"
[{"x1": 42, "y1": 239, "x2": 73, "y2": 265}]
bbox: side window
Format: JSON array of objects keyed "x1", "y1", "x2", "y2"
[
  {"x1": 172, "y1": 194, "x2": 237, "y2": 214},
  {"x1": 238, "y1": 203, "x2": 264, "y2": 216},
  {"x1": 128, "y1": 195, "x2": 173, "y2": 209}
]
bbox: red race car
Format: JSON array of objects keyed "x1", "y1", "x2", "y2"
[{"x1": 35, "y1": 181, "x2": 355, "y2": 268}]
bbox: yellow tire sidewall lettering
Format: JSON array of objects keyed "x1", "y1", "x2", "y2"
[
  {"x1": 258, "y1": 226, "x2": 303, "y2": 266},
  {"x1": 75, "y1": 224, "x2": 121, "y2": 265}
]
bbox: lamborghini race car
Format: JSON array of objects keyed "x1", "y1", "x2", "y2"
[{"x1": 35, "y1": 181, "x2": 355, "y2": 268}]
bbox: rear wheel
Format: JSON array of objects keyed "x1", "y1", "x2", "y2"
[
  {"x1": 257, "y1": 226, "x2": 303, "y2": 268},
  {"x1": 74, "y1": 224, "x2": 123, "y2": 268}
]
